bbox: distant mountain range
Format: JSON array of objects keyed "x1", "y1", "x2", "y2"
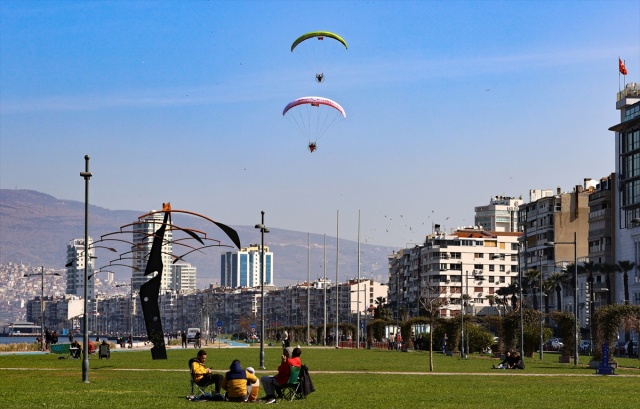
[{"x1": 0, "y1": 189, "x2": 395, "y2": 287}]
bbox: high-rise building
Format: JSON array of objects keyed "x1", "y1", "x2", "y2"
[
  {"x1": 171, "y1": 262, "x2": 197, "y2": 292},
  {"x1": 518, "y1": 183, "x2": 592, "y2": 325},
  {"x1": 131, "y1": 211, "x2": 173, "y2": 292},
  {"x1": 220, "y1": 244, "x2": 273, "y2": 288},
  {"x1": 65, "y1": 237, "x2": 95, "y2": 299},
  {"x1": 609, "y1": 81, "x2": 640, "y2": 306},
  {"x1": 474, "y1": 195, "x2": 522, "y2": 232}
]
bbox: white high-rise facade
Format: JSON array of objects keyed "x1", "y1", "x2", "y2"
[
  {"x1": 474, "y1": 195, "x2": 521, "y2": 232},
  {"x1": 65, "y1": 237, "x2": 95, "y2": 299},
  {"x1": 220, "y1": 244, "x2": 273, "y2": 288},
  {"x1": 131, "y1": 211, "x2": 173, "y2": 292},
  {"x1": 171, "y1": 263, "x2": 197, "y2": 292}
]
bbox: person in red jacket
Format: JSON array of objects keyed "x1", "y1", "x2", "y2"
[{"x1": 260, "y1": 347, "x2": 302, "y2": 404}]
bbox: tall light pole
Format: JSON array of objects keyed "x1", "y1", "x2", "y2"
[
  {"x1": 545, "y1": 231, "x2": 578, "y2": 365},
  {"x1": 80, "y1": 154, "x2": 92, "y2": 383},
  {"x1": 460, "y1": 266, "x2": 465, "y2": 358},
  {"x1": 255, "y1": 211, "x2": 269, "y2": 369},
  {"x1": 518, "y1": 244, "x2": 525, "y2": 358},
  {"x1": 356, "y1": 210, "x2": 361, "y2": 349},
  {"x1": 323, "y1": 234, "x2": 327, "y2": 346},
  {"x1": 539, "y1": 257, "x2": 544, "y2": 360},
  {"x1": 24, "y1": 267, "x2": 61, "y2": 351}
]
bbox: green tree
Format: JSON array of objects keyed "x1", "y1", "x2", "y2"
[{"x1": 374, "y1": 296, "x2": 386, "y2": 319}]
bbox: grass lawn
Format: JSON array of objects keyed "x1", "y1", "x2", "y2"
[{"x1": 1, "y1": 346, "x2": 638, "y2": 409}]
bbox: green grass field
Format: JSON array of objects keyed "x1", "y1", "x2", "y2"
[{"x1": 1, "y1": 346, "x2": 638, "y2": 409}]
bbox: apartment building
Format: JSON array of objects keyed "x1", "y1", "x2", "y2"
[
  {"x1": 518, "y1": 183, "x2": 592, "y2": 325},
  {"x1": 610, "y1": 81, "x2": 640, "y2": 306},
  {"x1": 474, "y1": 195, "x2": 521, "y2": 232},
  {"x1": 65, "y1": 237, "x2": 96, "y2": 299},
  {"x1": 388, "y1": 227, "x2": 521, "y2": 319},
  {"x1": 131, "y1": 211, "x2": 173, "y2": 292}
]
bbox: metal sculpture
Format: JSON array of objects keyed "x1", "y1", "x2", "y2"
[{"x1": 103, "y1": 202, "x2": 241, "y2": 360}]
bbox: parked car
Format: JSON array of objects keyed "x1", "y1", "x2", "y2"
[
  {"x1": 615, "y1": 341, "x2": 627, "y2": 356},
  {"x1": 551, "y1": 339, "x2": 564, "y2": 350},
  {"x1": 579, "y1": 340, "x2": 592, "y2": 353}
]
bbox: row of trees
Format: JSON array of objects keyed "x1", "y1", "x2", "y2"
[{"x1": 519, "y1": 260, "x2": 636, "y2": 314}]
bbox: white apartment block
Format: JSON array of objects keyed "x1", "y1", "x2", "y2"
[
  {"x1": 474, "y1": 195, "x2": 521, "y2": 232},
  {"x1": 388, "y1": 227, "x2": 521, "y2": 319},
  {"x1": 131, "y1": 211, "x2": 173, "y2": 292},
  {"x1": 171, "y1": 262, "x2": 197, "y2": 292},
  {"x1": 65, "y1": 237, "x2": 96, "y2": 299}
]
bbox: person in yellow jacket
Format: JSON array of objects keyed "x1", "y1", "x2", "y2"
[
  {"x1": 191, "y1": 349, "x2": 223, "y2": 394},
  {"x1": 222, "y1": 359, "x2": 258, "y2": 402}
]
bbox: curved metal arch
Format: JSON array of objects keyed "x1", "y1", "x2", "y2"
[{"x1": 137, "y1": 208, "x2": 241, "y2": 249}]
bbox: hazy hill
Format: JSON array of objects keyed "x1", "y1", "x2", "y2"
[{"x1": 0, "y1": 189, "x2": 394, "y2": 287}]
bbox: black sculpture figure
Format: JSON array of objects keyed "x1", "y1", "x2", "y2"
[
  {"x1": 136, "y1": 203, "x2": 241, "y2": 360},
  {"x1": 139, "y1": 209, "x2": 170, "y2": 359}
]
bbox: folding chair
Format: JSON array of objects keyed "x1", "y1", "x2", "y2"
[
  {"x1": 98, "y1": 344, "x2": 110, "y2": 359},
  {"x1": 280, "y1": 365, "x2": 304, "y2": 401},
  {"x1": 188, "y1": 358, "x2": 213, "y2": 398}
]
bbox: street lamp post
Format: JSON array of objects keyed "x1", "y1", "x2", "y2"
[
  {"x1": 460, "y1": 267, "x2": 466, "y2": 358},
  {"x1": 80, "y1": 154, "x2": 92, "y2": 383},
  {"x1": 545, "y1": 231, "x2": 578, "y2": 365},
  {"x1": 518, "y1": 245, "x2": 525, "y2": 358},
  {"x1": 24, "y1": 267, "x2": 61, "y2": 351},
  {"x1": 255, "y1": 211, "x2": 269, "y2": 370}
]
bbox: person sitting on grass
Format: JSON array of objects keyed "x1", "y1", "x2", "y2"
[
  {"x1": 511, "y1": 352, "x2": 525, "y2": 370},
  {"x1": 493, "y1": 351, "x2": 514, "y2": 369},
  {"x1": 191, "y1": 349, "x2": 223, "y2": 395},
  {"x1": 260, "y1": 347, "x2": 302, "y2": 404},
  {"x1": 222, "y1": 359, "x2": 257, "y2": 402}
]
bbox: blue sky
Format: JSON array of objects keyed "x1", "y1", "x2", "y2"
[{"x1": 1, "y1": 0, "x2": 639, "y2": 248}]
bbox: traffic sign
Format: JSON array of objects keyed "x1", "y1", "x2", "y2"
[{"x1": 217, "y1": 320, "x2": 223, "y2": 327}]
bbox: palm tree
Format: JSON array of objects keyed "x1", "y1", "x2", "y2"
[
  {"x1": 545, "y1": 271, "x2": 566, "y2": 311},
  {"x1": 496, "y1": 283, "x2": 518, "y2": 314},
  {"x1": 374, "y1": 296, "x2": 386, "y2": 319},
  {"x1": 616, "y1": 260, "x2": 636, "y2": 305},
  {"x1": 580, "y1": 261, "x2": 598, "y2": 318},
  {"x1": 562, "y1": 262, "x2": 578, "y2": 292},
  {"x1": 485, "y1": 294, "x2": 500, "y2": 316},
  {"x1": 523, "y1": 269, "x2": 541, "y2": 311},
  {"x1": 598, "y1": 263, "x2": 617, "y2": 305}
]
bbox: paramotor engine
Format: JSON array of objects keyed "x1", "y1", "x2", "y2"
[
  {"x1": 282, "y1": 96, "x2": 346, "y2": 152},
  {"x1": 291, "y1": 31, "x2": 348, "y2": 83}
]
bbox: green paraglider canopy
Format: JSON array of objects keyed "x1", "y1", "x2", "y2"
[{"x1": 291, "y1": 31, "x2": 348, "y2": 52}]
